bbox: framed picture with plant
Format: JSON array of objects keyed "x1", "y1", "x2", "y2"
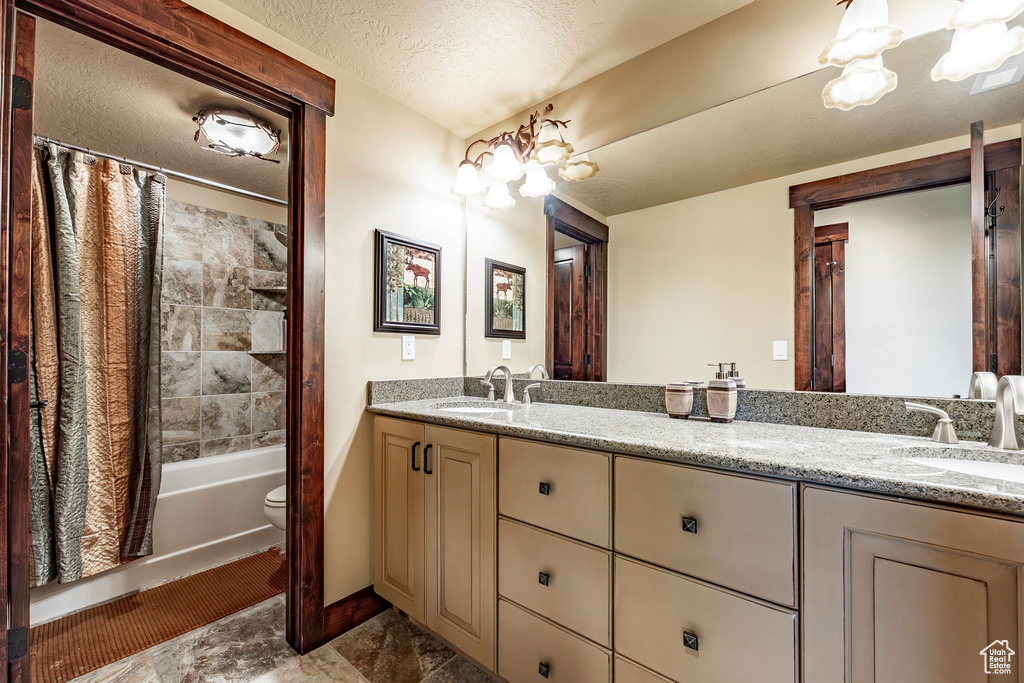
[
  {"x1": 485, "y1": 259, "x2": 525, "y2": 339},
  {"x1": 374, "y1": 229, "x2": 442, "y2": 335}
]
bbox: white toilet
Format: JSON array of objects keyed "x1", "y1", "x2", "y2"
[{"x1": 264, "y1": 485, "x2": 287, "y2": 530}]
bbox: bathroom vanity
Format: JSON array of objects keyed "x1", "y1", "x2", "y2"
[{"x1": 369, "y1": 394, "x2": 1024, "y2": 683}]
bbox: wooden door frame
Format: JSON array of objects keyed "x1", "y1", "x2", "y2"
[
  {"x1": 0, "y1": 0, "x2": 338, "y2": 669},
  {"x1": 790, "y1": 138, "x2": 1023, "y2": 392},
  {"x1": 813, "y1": 223, "x2": 848, "y2": 393},
  {"x1": 544, "y1": 195, "x2": 608, "y2": 381}
]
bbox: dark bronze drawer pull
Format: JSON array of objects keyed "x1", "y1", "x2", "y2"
[
  {"x1": 538, "y1": 571, "x2": 550, "y2": 586},
  {"x1": 681, "y1": 516, "x2": 698, "y2": 534},
  {"x1": 539, "y1": 482, "x2": 551, "y2": 495},
  {"x1": 411, "y1": 442, "x2": 421, "y2": 472},
  {"x1": 424, "y1": 444, "x2": 433, "y2": 475},
  {"x1": 538, "y1": 661, "x2": 550, "y2": 678},
  {"x1": 683, "y1": 630, "x2": 699, "y2": 651}
]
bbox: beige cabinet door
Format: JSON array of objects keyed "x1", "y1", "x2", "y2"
[
  {"x1": 803, "y1": 486, "x2": 1024, "y2": 683},
  {"x1": 424, "y1": 425, "x2": 496, "y2": 669},
  {"x1": 373, "y1": 416, "x2": 426, "y2": 622}
]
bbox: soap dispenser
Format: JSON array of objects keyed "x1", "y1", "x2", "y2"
[
  {"x1": 706, "y1": 363, "x2": 738, "y2": 423},
  {"x1": 727, "y1": 362, "x2": 746, "y2": 389}
]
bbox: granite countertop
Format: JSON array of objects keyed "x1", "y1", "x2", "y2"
[{"x1": 367, "y1": 397, "x2": 1024, "y2": 517}]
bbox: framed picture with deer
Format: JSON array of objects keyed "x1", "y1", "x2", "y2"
[
  {"x1": 485, "y1": 259, "x2": 526, "y2": 339},
  {"x1": 374, "y1": 229, "x2": 442, "y2": 335}
]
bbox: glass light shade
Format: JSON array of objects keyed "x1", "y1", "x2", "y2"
[
  {"x1": 558, "y1": 154, "x2": 600, "y2": 182},
  {"x1": 519, "y1": 161, "x2": 556, "y2": 198},
  {"x1": 482, "y1": 181, "x2": 516, "y2": 210},
  {"x1": 822, "y1": 56, "x2": 897, "y2": 110},
  {"x1": 818, "y1": 0, "x2": 903, "y2": 67},
  {"x1": 487, "y1": 143, "x2": 525, "y2": 182},
  {"x1": 195, "y1": 109, "x2": 280, "y2": 158},
  {"x1": 533, "y1": 122, "x2": 575, "y2": 165},
  {"x1": 451, "y1": 161, "x2": 486, "y2": 197},
  {"x1": 947, "y1": 0, "x2": 1024, "y2": 30},
  {"x1": 932, "y1": 22, "x2": 1024, "y2": 82}
]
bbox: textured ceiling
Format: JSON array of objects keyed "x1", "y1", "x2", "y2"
[
  {"x1": 562, "y1": 28, "x2": 1024, "y2": 217},
  {"x1": 218, "y1": 0, "x2": 758, "y2": 137},
  {"x1": 33, "y1": 19, "x2": 289, "y2": 201}
]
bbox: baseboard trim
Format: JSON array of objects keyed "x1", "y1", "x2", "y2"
[{"x1": 322, "y1": 585, "x2": 390, "y2": 642}]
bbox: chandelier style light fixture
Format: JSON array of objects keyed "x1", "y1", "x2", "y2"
[
  {"x1": 819, "y1": 0, "x2": 904, "y2": 110},
  {"x1": 451, "y1": 104, "x2": 598, "y2": 210},
  {"x1": 194, "y1": 109, "x2": 281, "y2": 162},
  {"x1": 932, "y1": 0, "x2": 1024, "y2": 81}
]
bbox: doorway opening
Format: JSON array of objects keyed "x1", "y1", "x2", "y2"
[{"x1": 544, "y1": 196, "x2": 609, "y2": 381}]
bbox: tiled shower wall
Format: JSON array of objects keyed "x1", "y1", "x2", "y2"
[{"x1": 159, "y1": 199, "x2": 287, "y2": 464}]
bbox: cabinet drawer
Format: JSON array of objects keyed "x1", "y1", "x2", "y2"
[
  {"x1": 614, "y1": 456, "x2": 796, "y2": 605},
  {"x1": 614, "y1": 557, "x2": 797, "y2": 683},
  {"x1": 498, "y1": 519, "x2": 611, "y2": 647},
  {"x1": 498, "y1": 438, "x2": 610, "y2": 547},
  {"x1": 498, "y1": 600, "x2": 611, "y2": 683},
  {"x1": 614, "y1": 656, "x2": 674, "y2": 683}
]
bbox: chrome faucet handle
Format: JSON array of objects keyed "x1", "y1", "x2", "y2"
[
  {"x1": 905, "y1": 402, "x2": 959, "y2": 445},
  {"x1": 969, "y1": 371, "x2": 998, "y2": 400},
  {"x1": 480, "y1": 380, "x2": 495, "y2": 401},
  {"x1": 523, "y1": 383, "x2": 542, "y2": 404},
  {"x1": 990, "y1": 376, "x2": 1024, "y2": 450}
]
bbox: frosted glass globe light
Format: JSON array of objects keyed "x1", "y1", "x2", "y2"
[
  {"x1": 451, "y1": 161, "x2": 486, "y2": 197},
  {"x1": 932, "y1": 21, "x2": 1024, "y2": 82},
  {"x1": 519, "y1": 161, "x2": 556, "y2": 198},
  {"x1": 487, "y1": 143, "x2": 524, "y2": 182},
  {"x1": 818, "y1": 0, "x2": 903, "y2": 67},
  {"x1": 195, "y1": 109, "x2": 280, "y2": 157},
  {"x1": 533, "y1": 122, "x2": 575, "y2": 166},
  {"x1": 558, "y1": 154, "x2": 600, "y2": 182},
  {"x1": 482, "y1": 181, "x2": 516, "y2": 210},
  {"x1": 822, "y1": 55, "x2": 897, "y2": 110},
  {"x1": 947, "y1": 0, "x2": 1024, "y2": 30}
]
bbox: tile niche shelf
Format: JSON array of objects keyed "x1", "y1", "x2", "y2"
[
  {"x1": 249, "y1": 350, "x2": 286, "y2": 356},
  {"x1": 249, "y1": 286, "x2": 288, "y2": 293}
]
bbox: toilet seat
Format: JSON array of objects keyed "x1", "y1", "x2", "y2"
[{"x1": 265, "y1": 485, "x2": 287, "y2": 508}]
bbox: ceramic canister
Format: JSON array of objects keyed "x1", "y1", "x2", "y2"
[
  {"x1": 706, "y1": 378, "x2": 738, "y2": 423},
  {"x1": 665, "y1": 382, "x2": 695, "y2": 419}
]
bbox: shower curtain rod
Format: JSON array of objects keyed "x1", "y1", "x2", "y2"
[{"x1": 37, "y1": 136, "x2": 289, "y2": 207}]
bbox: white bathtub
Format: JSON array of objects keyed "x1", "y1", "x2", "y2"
[{"x1": 30, "y1": 446, "x2": 286, "y2": 625}]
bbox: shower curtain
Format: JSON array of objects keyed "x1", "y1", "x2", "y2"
[{"x1": 29, "y1": 141, "x2": 166, "y2": 586}]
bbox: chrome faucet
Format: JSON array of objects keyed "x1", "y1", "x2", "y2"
[
  {"x1": 526, "y1": 364, "x2": 549, "y2": 380},
  {"x1": 969, "y1": 371, "x2": 998, "y2": 400},
  {"x1": 482, "y1": 365, "x2": 515, "y2": 404},
  {"x1": 906, "y1": 402, "x2": 958, "y2": 444},
  {"x1": 990, "y1": 375, "x2": 1024, "y2": 450}
]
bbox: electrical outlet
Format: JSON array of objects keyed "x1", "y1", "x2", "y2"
[
  {"x1": 402, "y1": 335, "x2": 415, "y2": 361},
  {"x1": 502, "y1": 339, "x2": 512, "y2": 360},
  {"x1": 773, "y1": 340, "x2": 788, "y2": 361}
]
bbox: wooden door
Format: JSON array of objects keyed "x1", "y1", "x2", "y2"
[
  {"x1": 803, "y1": 486, "x2": 1024, "y2": 682},
  {"x1": 424, "y1": 425, "x2": 496, "y2": 669},
  {"x1": 373, "y1": 417, "x2": 426, "y2": 621},
  {"x1": 552, "y1": 245, "x2": 586, "y2": 380},
  {"x1": 812, "y1": 224, "x2": 847, "y2": 393}
]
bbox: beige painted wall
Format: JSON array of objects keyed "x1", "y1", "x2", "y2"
[
  {"x1": 184, "y1": 0, "x2": 467, "y2": 605},
  {"x1": 606, "y1": 125, "x2": 1020, "y2": 389},
  {"x1": 469, "y1": 0, "x2": 959, "y2": 155},
  {"x1": 165, "y1": 178, "x2": 288, "y2": 224}
]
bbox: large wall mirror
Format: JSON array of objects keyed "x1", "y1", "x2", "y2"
[{"x1": 465, "y1": 21, "x2": 1024, "y2": 400}]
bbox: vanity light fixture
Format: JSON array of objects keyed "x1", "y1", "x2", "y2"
[
  {"x1": 193, "y1": 109, "x2": 281, "y2": 161},
  {"x1": 452, "y1": 104, "x2": 596, "y2": 209},
  {"x1": 819, "y1": 0, "x2": 903, "y2": 110},
  {"x1": 932, "y1": 0, "x2": 1024, "y2": 82}
]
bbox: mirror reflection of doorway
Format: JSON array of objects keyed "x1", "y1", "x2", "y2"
[{"x1": 544, "y1": 196, "x2": 609, "y2": 381}]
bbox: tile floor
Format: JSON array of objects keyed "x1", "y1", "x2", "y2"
[{"x1": 67, "y1": 595, "x2": 498, "y2": 683}]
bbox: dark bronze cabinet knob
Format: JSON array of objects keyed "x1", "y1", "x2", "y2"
[
  {"x1": 538, "y1": 662, "x2": 550, "y2": 678},
  {"x1": 538, "y1": 571, "x2": 550, "y2": 586},
  {"x1": 539, "y1": 482, "x2": 551, "y2": 495},
  {"x1": 683, "y1": 630, "x2": 699, "y2": 651},
  {"x1": 681, "y1": 516, "x2": 698, "y2": 534}
]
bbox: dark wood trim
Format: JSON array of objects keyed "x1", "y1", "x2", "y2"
[
  {"x1": 373, "y1": 229, "x2": 442, "y2": 336},
  {"x1": 991, "y1": 165, "x2": 1023, "y2": 376},
  {"x1": 0, "y1": 0, "x2": 336, "y2": 669},
  {"x1": 814, "y1": 222, "x2": 849, "y2": 245},
  {"x1": 15, "y1": 0, "x2": 335, "y2": 115},
  {"x1": 544, "y1": 196, "x2": 608, "y2": 382},
  {"x1": 322, "y1": 586, "x2": 391, "y2": 642},
  {"x1": 483, "y1": 258, "x2": 526, "y2": 340},
  {"x1": 790, "y1": 138, "x2": 1022, "y2": 210},
  {"x1": 971, "y1": 123, "x2": 988, "y2": 375},
  {"x1": 792, "y1": 138, "x2": 1023, "y2": 392},
  {"x1": 6, "y1": 13, "x2": 33, "y2": 682}
]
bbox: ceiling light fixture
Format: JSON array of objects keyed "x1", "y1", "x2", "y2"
[
  {"x1": 819, "y1": 0, "x2": 903, "y2": 110},
  {"x1": 932, "y1": 0, "x2": 1024, "y2": 82},
  {"x1": 559, "y1": 154, "x2": 600, "y2": 182},
  {"x1": 452, "y1": 104, "x2": 596, "y2": 209},
  {"x1": 193, "y1": 109, "x2": 281, "y2": 162}
]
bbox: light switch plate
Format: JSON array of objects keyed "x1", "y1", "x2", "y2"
[
  {"x1": 502, "y1": 339, "x2": 512, "y2": 360},
  {"x1": 773, "y1": 340, "x2": 788, "y2": 361},
  {"x1": 402, "y1": 335, "x2": 415, "y2": 361}
]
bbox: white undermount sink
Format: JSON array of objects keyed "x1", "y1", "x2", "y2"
[
  {"x1": 430, "y1": 400, "x2": 521, "y2": 414},
  {"x1": 910, "y1": 457, "x2": 1024, "y2": 484}
]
